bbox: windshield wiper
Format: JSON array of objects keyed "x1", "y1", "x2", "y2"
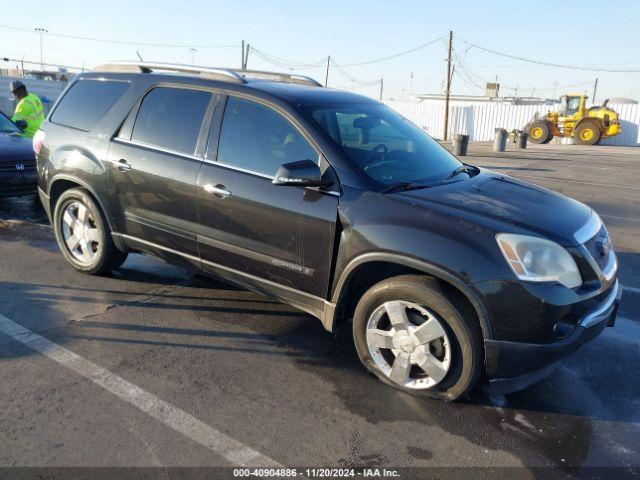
[
  {"x1": 380, "y1": 182, "x2": 431, "y2": 194},
  {"x1": 443, "y1": 163, "x2": 480, "y2": 181}
]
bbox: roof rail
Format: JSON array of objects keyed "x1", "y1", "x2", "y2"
[
  {"x1": 92, "y1": 61, "x2": 322, "y2": 87},
  {"x1": 236, "y1": 69, "x2": 322, "y2": 87},
  {"x1": 92, "y1": 61, "x2": 246, "y2": 84}
]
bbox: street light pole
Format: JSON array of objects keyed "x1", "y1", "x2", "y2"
[
  {"x1": 34, "y1": 27, "x2": 48, "y2": 71},
  {"x1": 189, "y1": 48, "x2": 197, "y2": 65}
]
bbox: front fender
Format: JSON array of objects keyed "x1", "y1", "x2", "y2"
[{"x1": 329, "y1": 252, "x2": 494, "y2": 339}]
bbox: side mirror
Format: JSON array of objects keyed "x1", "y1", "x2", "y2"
[
  {"x1": 15, "y1": 120, "x2": 28, "y2": 130},
  {"x1": 272, "y1": 159, "x2": 332, "y2": 187}
]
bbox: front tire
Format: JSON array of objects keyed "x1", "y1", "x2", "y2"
[
  {"x1": 527, "y1": 120, "x2": 552, "y2": 144},
  {"x1": 53, "y1": 188, "x2": 127, "y2": 274},
  {"x1": 353, "y1": 275, "x2": 483, "y2": 401}
]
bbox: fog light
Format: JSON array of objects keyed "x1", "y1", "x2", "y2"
[{"x1": 553, "y1": 316, "x2": 577, "y2": 339}]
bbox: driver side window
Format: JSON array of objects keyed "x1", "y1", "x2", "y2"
[{"x1": 215, "y1": 96, "x2": 319, "y2": 177}]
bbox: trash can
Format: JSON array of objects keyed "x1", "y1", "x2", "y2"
[
  {"x1": 517, "y1": 131, "x2": 528, "y2": 149},
  {"x1": 453, "y1": 134, "x2": 469, "y2": 156},
  {"x1": 493, "y1": 128, "x2": 507, "y2": 152}
]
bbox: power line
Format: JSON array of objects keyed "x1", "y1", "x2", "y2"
[
  {"x1": 334, "y1": 37, "x2": 444, "y2": 67},
  {"x1": 249, "y1": 35, "x2": 445, "y2": 72},
  {"x1": 453, "y1": 49, "x2": 597, "y2": 94},
  {"x1": 457, "y1": 35, "x2": 640, "y2": 73},
  {"x1": 0, "y1": 24, "x2": 238, "y2": 49},
  {"x1": 330, "y1": 59, "x2": 379, "y2": 86},
  {"x1": 2, "y1": 55, "x2": 83, "y2": 71},
  {"x1": 248, "y1": 46, "x2": 326, "y2": 70}
]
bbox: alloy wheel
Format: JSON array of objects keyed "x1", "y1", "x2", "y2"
[
  {"x1": 366, "y1": 300, "x2": 451, "y2": 390},
  {"x1": 61, "y1": 201, "x2": 101, "y2": 263}
]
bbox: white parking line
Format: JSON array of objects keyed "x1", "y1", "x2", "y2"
[
  {"x1": 0, "y1": 313, "x2": 281, "y2": 468},
  {"x1": 623, "y1": 285, "x2": 640, "y2": 294}
]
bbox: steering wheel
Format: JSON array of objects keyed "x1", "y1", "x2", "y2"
[{"x1": 362, "y1": 144, "x2": 389, "y2": 170}]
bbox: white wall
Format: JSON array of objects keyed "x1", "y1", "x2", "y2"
[{"x1": 385, "y1": 100, "x2": 640, "y2": 146}]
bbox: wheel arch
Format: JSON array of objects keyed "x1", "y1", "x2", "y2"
[
  {"x1": 328, "y1": 253, "x2": 494, "y2": 340},
  {"x1": 574, "y1": 116, "x2": 603, "y2": 131},
  {"x1": 48, "y1": 174, "x2": 126, "y2": 251}
]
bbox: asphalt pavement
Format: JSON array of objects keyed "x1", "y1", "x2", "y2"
[{"x1": 0, "y1": 143, "x2": 638, "y2": 479}]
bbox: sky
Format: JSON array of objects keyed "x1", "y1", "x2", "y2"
[{"x1": 1, "y1": 0, "x2": 639, "y2": 101}]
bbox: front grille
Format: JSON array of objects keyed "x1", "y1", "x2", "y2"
[
  {"x1": 0, "y1": 160, "x2": 36, "y2": 173},
  {"x1": 584, "y1": 225, "x2": 613, "y2": 272},
  {"x1": 0, "y1": 184, "x2": 37, "y2": 198}
]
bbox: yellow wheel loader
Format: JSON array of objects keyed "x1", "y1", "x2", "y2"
[{"x1": 526, "y1": 94, "x2": 621, "y2": 145}]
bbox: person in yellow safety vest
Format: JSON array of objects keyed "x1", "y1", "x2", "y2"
[{"x1": 9, "y1": 80, "x2": 45, "y2": 138}]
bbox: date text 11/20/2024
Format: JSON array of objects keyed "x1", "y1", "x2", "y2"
[{"x1": 232, "y1": 468, "x2": 401, "y2": 477}]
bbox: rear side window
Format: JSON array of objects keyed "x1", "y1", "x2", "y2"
[
  {"x1": 131, "y1": 87, "x2": 211, "y2": 154},
  {"x1": 216, "y1": 96, "x2": 317, "y2": 176},
  {"x1": 51, "y1": 79, "x2": 129, "y2": 131}
]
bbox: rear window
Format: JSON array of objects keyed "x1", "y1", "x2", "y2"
[
  {"x1": 50, "y1": 79, "x2": 129, "y2": 131},
  {"x1": 131, "y1": 87, "x2": 211, "y2": 154}
]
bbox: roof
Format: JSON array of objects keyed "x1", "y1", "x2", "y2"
[
  {"x1": 246, "y1": 81, "x2": 375, "y2": 106},
  {"x1": 90, "y1": 61, "x2": 376, "y2": 107}
]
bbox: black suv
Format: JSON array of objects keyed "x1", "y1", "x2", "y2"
[{"x1": 35, "y1": 62, "x2": 621, "y2": 400}]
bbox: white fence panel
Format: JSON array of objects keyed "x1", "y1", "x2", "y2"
[{"x1": 385, "y1": 100, "x2": 640, "y2": 147}]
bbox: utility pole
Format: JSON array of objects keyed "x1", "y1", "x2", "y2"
[
  {"x1": 21, "y1": 55, "x2": 25, "y2": 77},
  {"x1": 592, "y1": 78, "x2": 598, "y2": 104},
  {"x1": 324, "y1": 56, "x2": 330, "y2": 87},
  {"x1": 244, "y1": 43, "x2": 250, "y2": 69},
  {"x1": 241, "y1": 40, "x2": 245, "y2": 69},
  {"x1": 189, "y1": 48, "x2": 197, "y2": 64},
  {"x1": 443, "y1": 30, "x2": 453, "y2": 142},
  {"x1": 379, "y1": 78, "x2": 384, "y2": 100},
  {"x1": 34, "y1": 27, "x2": 48, "y2": 71}
]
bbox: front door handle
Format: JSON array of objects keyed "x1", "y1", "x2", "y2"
[
  {"x1": 204, "y1": 184, "x2": 232, "y2": 198},
  {"x1": 117, "y1": 159, "x2": 132, "y2": 172}
]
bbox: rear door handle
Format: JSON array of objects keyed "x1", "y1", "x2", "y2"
[
  {"x1": 117, "y1": 159, "x2": 132, "y2": 172},
  {"x1": 204, "y1": 184, "x2": 232, "y2": 198}
]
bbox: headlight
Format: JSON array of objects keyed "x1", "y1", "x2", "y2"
[{"x1": 496, "y1": 233, "x2": 582, "y2": 288}]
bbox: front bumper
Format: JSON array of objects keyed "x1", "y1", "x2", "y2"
[{"x1": 484, "y1": 280, "x2": 621, "y2": 392}]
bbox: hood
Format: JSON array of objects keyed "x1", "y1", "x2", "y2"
[
  {"x1": 0, "y1": 132, "x2": 34, "y2": 163},
  {"x1": 395, "y1": 170, "x2": 593, "y2": 246}
]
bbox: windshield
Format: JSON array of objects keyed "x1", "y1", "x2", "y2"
[
  {"x1": 0, "y1": 111, "x2": 20, "y2": 134},
  {"x1": 302, "y1": 102, "x2": 462, "y2": 188}
]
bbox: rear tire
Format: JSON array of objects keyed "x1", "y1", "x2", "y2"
[
  {"x1": 352, "y1": 275, "x2": 483, "y2": 401},
  {"x1": 527, "y1": 120, "x2": 552, "y2": 144},
  {"x1": 53, "y1": 188, "x2": 128, "y2": 274},
  {"x1": 574, "y1": 122, "x2": 602, "y2": 145}
]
